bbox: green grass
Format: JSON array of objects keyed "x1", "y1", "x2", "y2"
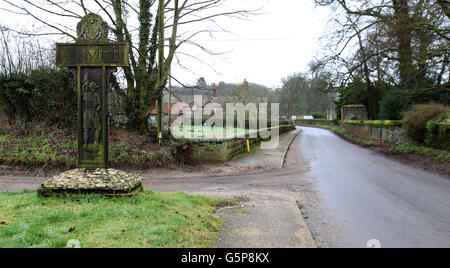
[
  {"x1": 171, "y1": 126, "x2": 249, "y2": 139},
  {"x1": 0, "y1": 190, "x2": 229, "y2": 248},
  {"x1": 0, "y1": 135, "x2": 10, "y2": 143},
  {"x1": 390, "y1": 144, "x2": 450, "y2": 162},
  {"x1": 0, "y1": 130, "x2": 171, "y2": 170},
  {"x1": 0, "y1": 133, "x2": 73, "y2": 170}
]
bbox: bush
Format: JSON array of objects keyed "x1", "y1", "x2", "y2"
[
  {"x1": 0, "y1": 68, "x2": 76, "y2": 129},
  {"x1": 425, "y1": 113, "x2": 449, "y2": 150},
  {"x1": 379, "y1": 87, "x2": 409, "y2": 120},
  {"x1": 312, "y1": 112, "x2": 326, "y2": 119},
  {"x1": 402, "y1": 102, "x2": 449, "y2": 143}
]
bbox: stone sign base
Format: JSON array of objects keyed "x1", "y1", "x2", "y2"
[{"x1": 37, "y1": 168, "x2": 143, "y2": 197}]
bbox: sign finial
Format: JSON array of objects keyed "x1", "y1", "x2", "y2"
[{"x1": 76, "y1": 13, "x2": 109, "y2": 41}]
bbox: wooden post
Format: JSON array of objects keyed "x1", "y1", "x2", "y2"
[{"x1": 55, "y1": 14, "x2": 128, "y2": 168}]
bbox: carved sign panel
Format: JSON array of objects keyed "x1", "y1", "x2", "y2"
[
  {"x1": 56, "y1": 43, "x2": 128, "y2": 67},
  {"x1": 79, "y1": 69, "x2": 103, "y2": 166}
]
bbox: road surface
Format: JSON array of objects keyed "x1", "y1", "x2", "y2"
[{"x1": 297, "y1": 127, "x2": 450, "y2": 248}]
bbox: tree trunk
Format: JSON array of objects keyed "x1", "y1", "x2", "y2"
[
  {"x1": 416, "y1": 30, "x2": 431, "y2": 87},
  {"x1": 356, "y1": 26, "x2": 378, "y2": 119},
  {"x1": 393, "y1": 0, "x2": 414, "y2": 88}
]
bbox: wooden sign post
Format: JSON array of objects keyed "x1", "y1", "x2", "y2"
[
  {"x1": 56, "y1": 14, "x2": 128, "y2": 168},
  {"x1": 38, "y1": 14, "x2": 143, "y2": 198}
]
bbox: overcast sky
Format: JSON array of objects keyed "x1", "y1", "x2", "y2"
[
  {"x1": 173, "y1": 0, "x2": 331, "y2": 88},
  {"x1": 0, "y1": 0, "x2": 331, "y2": 88}
]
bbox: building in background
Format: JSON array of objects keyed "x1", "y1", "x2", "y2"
[
  {"x1": 341, "y1": 105, "x2": 368, "y2": 121},
  {"x1": 326, "y1": 105, "x2": 337, "y2": 120}
]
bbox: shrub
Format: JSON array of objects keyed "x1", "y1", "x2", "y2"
[
  {"x1": 378, "y1": 87, "x2": 409, "y2": 120},
  {"x1": 312, "y1": 112, "x2": 326, "y2": 119},
  {"x1": 425, "y1": 113, "x2": 449, "y2": 150},
  {"x1": 0, "y1": 68, "x2": 76, "y2": 129},
  {"x1": 402, "y1": 102, "x2": 449, "y2": 143}
]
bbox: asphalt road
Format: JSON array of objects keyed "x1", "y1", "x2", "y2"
[{"x1": 297, "y1": 127, "x2": 450, "y2": 248}]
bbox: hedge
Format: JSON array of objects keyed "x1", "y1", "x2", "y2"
[
  {"x1": 426, "y1": 115, "x2": 450, "y2": 151},
  {"x1": 0, "y1": 68, "x2": 76, "y2": 129},
  {"x1": 295, "y1": 119, "x2": 336, "y2": 126},
  {"x1": 341, "y1": 120, "x2": 402, "y2": 127}
]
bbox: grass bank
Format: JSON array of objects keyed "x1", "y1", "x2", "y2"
[
  {"x1": 300, "y1": 124, "x2": 450, "y2": 176},
  {"x1": 0, "y1": 190, "x2": 230, "y2": 248},
  {"x1": 325, "y1": 125, "x2": 449, "y2": 162},
  {"x1": 0, "y1": 126, "x2": 174, "y2": 171}
]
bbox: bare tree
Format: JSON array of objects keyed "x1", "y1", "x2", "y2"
[
  {"x1": 315, "y1": 0, "x2": 449, "y2": 90},
  {"x1": 0, "y1": 0, "x2": 256, "y2": 133},
  {"x1": 0, "y1": 26, "x2": 54, "y2": 74}
]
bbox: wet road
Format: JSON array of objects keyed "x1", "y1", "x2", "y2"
[{"x1": 297, "y1": 127, "x2": 450, "y2": 248}]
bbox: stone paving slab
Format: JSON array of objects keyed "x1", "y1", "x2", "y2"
[{"x1": 215, "y1": 202, "x2": 316, "y2": 248}]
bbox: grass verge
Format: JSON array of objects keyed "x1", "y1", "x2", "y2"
[
  {"x1": 0, "y1": 190, "x2": 230, "y2": 248},
  {"x1": 0, "y1": 127, "x2": 173, "y2": 171}
]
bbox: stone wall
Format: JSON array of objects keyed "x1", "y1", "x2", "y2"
[
  {"x1": 341, "y1": 105, "x2": 368, "y2": 121},
  {"x1": 341, "y1": 120, "x2": 410, "y2": 145},
  {"x1": 190, "y1": 125, "x2": 295, "y2": 162},
  {"x1": 295, "y1": 119, "x2": 336, "y2": 126}
]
